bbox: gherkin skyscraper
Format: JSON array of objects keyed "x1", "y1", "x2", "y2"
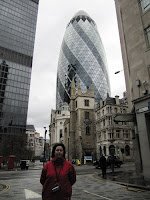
[{"x1": 56, "y1": 10, "x2": 110, "y2": 108}]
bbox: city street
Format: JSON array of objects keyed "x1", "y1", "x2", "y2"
[{"x1": 0, "y1": 162, "x2": 150, "y2": 200}]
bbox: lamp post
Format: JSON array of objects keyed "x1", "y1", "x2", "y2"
[
  {"x1": 43, "y1": 127, "x2": 47, "y2": 166},
  {"x1": 114, "y1": 69, "x2": 124, "y2": 74}
]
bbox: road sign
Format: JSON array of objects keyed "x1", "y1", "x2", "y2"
[
  {"x1": 148, "y1": 102, "x2": 150, "y2": 111},
  {"x1": 114, "y1": 113, "x2": 136, "y2": 122}
]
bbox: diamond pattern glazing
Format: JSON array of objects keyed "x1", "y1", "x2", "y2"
[{"x1": 56, "y1": 11, "x2": 110, "y2": 108}]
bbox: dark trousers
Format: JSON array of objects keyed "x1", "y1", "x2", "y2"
[{"x1": 102, "y1": 167, "x2": 106, "y2": 178}]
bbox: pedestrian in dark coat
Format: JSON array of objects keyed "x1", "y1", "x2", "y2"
[
  {"x1": 40, "y1": 143, "x2": 76, "y2": 200},
  {"x1": 110, "y1": 155, "x2": 115, "y2": 176},
  {"x1": 99, "y1": 154, "x2": 107, "y2": 178}
]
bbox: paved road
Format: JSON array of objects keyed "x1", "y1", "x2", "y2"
[{"x1": 0, "y1": 163, "x2": 150, "y2": 200}]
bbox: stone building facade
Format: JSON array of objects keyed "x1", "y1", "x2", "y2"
[
  {"x1": 115, "y1": 0, "x2": 150, "y2": 180},
  {"x1": 49, "y1": 103, "x2": 70, "y2": 156},
  {"x1": 67, "y1": 78, "x2": 96, "y2": 163},
  {"x1": 26, "y1": 125, "x2": 44, "y2": 159},
  {"x1": 95, "y1": 96, "x2": 133, "y2": 161}
]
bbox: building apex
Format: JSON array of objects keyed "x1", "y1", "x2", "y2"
[{"x1": 73, "y1": 10, "x2": 90, "y2": 18}]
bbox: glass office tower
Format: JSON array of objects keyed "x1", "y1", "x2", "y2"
[
  {"x1": 56, "y1": 10, "x2": 110, "y2": 108},
  {"x1": 0, "y1": 0, "x2": 39, "y2": 141}
]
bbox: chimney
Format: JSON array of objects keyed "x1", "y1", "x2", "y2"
[
  {"x1": 100, "y1": 98, "x2": 103, "y2": 108},
  {"x1": 115, "y1": 95, "x2": 120, "y2": 105}
]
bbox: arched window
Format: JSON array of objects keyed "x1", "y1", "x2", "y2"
[
  {"x1": 64, "y1": 127, "x2": 67, "y2": 134},
  {"x1": 125, "y1": 145, "x2": 130, "y2": 156},
  {"x1": 99, "y1": 146, "x2": 102, "y2": 155},
  {"x1": 103, "y1": 146, "x2": 106, "y2": 155},
  {"x1": 102, "y1": 109, "x2": 104, "y2": 115},
  {"x1": 109, "y1": 145, "x2": 115, "y2": 155},
  {"x1": 86, "y1": 126, "x2": 90, "y2": 135}
]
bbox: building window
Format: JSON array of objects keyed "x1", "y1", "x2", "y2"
[
  {"x1": 140, "y1": 0, "x2": 150, "y2": 13},
  {"x1": 103, "y1": 146, "x2": 106, "y2": 155},
  {"x1": 86, "y1": 126, "x2": 90, "y2": 135},
  {"x1": 124, "y1": 130, "x2": 129, "y2": 138},
  {"x1": 104, "y1": 132, "x2": 106, "y2": 140},
  {"x1": 107, "y1": 106, "x2": 112, "y2": 113},
  {"x1": 60, "y1": 129, "x2": 62, "y2": 138},
  {"x1": 85, "y1": 111, "x2": 89, "y2": 119},
  {"x1": 125, "y1": 145, "x2": 130, "y2": 156},
  {"x1": 60, "y1": 122, "x2": 62, "y2": 125},
  {"x1": 84, "y1": 99, "x2": 89, "y2": 106},
  {"x1": 64, "y1": 128, "x2": 67, "y2": 134},
  {"x1": 100, "y1": 146, "x2": 102, "y2": 155},
  {"x1": 108, "y1": 117, "x2": 112, "y2": 125},
  {"x1": 145, "y1": 26, "x2": 150, "y2": 46},
  {"x1": 103, "y1": 119, "x2": 105, "y2": 127},
  {"x1": 123, "y1": 109, "x2": 126, "y2": 113},
  {"x1": 102, "y1": 109, "x2": 104, "y2": 115},
  {"x1": 109, "y1": 132, "x2": 114, "y2": 139},
  {"x1": 114, "y1": 108, "x2": 117, "y2": 113},
  {"x1": 116, "y1": 130, "x2": 120, "y2": 138},
  {"x1": 76, "y1": 101, "x2": 77, "y2": 108}
]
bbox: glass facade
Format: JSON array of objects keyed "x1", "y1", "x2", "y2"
[
  {"x1": 56, "y1": 11, "x2": 110, "y2": 108},
  {"x1": 140, "y1": 0, "x2": 150, "y2": 13},
  {"x1": 0, "y1": 0, "x2": 39, "y2": 137}
]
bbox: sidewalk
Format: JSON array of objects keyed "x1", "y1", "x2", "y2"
[
  {"x1": 0, "y1": 161, "x2": 40, "y2": 172},
  {"x1": 73, "y1": 162, "x2": 150, "y2": 191},
  {"x1": 96, "y1": 165, "x2": 150, "y2": 191}
]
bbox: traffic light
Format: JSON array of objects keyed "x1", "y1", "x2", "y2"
[{"x1": 116, "y1": 146, "x2": 120, "y2": 151}]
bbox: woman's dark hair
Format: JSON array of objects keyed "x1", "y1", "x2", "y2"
[{"x1": 52, "y1": 143, "x2": 66, "y2": 158}]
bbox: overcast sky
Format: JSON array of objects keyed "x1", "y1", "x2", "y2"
[{"x1": 27, "y1": 0, "x2": 126, "y2": 138}]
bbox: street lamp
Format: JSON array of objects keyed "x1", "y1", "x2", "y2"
[
  {"x1": 114, "y1": 69, "x2": 124, "y2": 74},
  {"x1": 43, "y1": 127, "x2": 47, "y2": 166}
]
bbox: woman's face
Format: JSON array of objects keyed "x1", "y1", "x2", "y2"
[{"x1": 55, "y1": 146, "x2": 64, "y2": 158}]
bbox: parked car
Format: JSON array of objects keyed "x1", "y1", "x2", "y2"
[
  {"x1": 72, "y1": 159, "x2": 76, "y2": 164},
  {"x1": 93, "y1": 155, "x2": 123, "y2": 169},
  {"x1": 20, "y1": 160, "x2": 30, "y2": 170},
  {"x1": 106, "y1": 155, "x2": 123, "y2": 168},
  {"x1": 93, "y1": 159, "x2": 101, "y2": 169},
  {"x1": 40, "y1": 154, "x2": 46, "y2": 162}
]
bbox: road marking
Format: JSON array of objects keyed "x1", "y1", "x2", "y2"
[
  {"x1": 84, "y1": 190, "x2": 113, "y2": 200},
  {"x1": 0, "y1": 182, "x2": 10, "y2": 194},
  {"x1": 122, "y1": 187, "x2": 146, "y2": 193},
  {"x1": 24, "y1": 189, "x2": 42, "y2": 199}
]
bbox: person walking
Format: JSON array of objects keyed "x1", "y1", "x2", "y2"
[
  {"x1": 40, "y1": 143, "x2": 76, "y2": 200},
  {"x1": 99, "y1": 154, "x2": 107, "y2": 179},
  {"x1": 110, "y1": 155, "x2": 115, "y2": 176}
]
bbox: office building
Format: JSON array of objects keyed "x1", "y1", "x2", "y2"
[
  {"x1": 26, "y1": 125, "x2": 44, "y2": 159},
  {"x1": 115, "y1": 0, "x2": 150, "y2": 180},
  {"x1": 56, "y1": 10, "x2": 110, "y2": 108},
  {"x1": 0, "y1": 0, "x2": 39, "y2": 150}
]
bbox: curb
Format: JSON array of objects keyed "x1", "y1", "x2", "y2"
[
  {"x1": 94, "y1": 173, "x2": 150, "y2": 191},
  {"x1": 115, "y1": 181, "x2": 150, "y2": 191}
]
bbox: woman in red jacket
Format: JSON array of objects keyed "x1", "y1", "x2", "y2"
[{"x1": 40, "y1": 143, "x2": 76, "y2": 200}]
